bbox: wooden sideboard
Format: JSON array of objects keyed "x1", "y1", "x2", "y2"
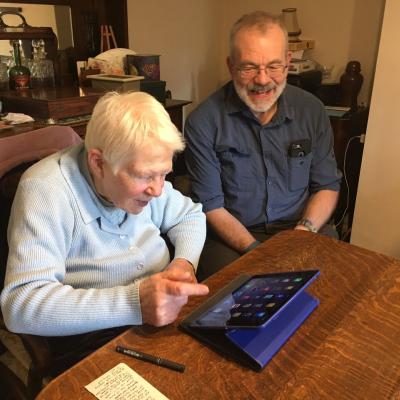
[
  {"x1": 0, "y1": 87, "x2": 102, "y2": 136},
  {"x1": 0, "y1": 88, "x2": 190, "y2": 138}
]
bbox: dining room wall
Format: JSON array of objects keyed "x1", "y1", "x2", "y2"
[
  {"x1": 351, "y1": 0, "x2": 400, "y2": 258},
  {"x1": 127, "y1": 0, "x2": 385, "y2": 110}
]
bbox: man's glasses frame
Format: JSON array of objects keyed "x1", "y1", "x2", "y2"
[{"x1": 237, "y1": 64, "x2": 288, "y2": 79}]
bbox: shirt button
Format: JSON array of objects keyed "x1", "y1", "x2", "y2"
[
  {"x1": 120, "y1": 235, "x2": 126, "y2": 239},
  {"x1": 136, "y1": 263, "x2": 144, "y2": 270}
]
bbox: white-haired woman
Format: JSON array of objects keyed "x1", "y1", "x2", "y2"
[{"x1": 1, "y1": 91, "x2": 208, "y2": 345}]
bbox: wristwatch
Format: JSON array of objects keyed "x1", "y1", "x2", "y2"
[{"x1": 296, "y1": 218, "x2": 318, "y2": 233}]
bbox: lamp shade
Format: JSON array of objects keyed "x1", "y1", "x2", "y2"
[{"x1": 281, "y1": 8, "x2": 301, "y2": 42}]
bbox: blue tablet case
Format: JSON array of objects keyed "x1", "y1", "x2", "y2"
[{"x1": 180, "y1": 275, "x2": 319, "y2": 371}]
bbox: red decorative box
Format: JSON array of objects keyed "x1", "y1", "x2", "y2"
[{"x1": 126, "y1": 54, "x2": 160, "y2": 81}]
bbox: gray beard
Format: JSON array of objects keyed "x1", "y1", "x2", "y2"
[{"x1": 233, "y1": 80, "x2": 286, "y2": 113}]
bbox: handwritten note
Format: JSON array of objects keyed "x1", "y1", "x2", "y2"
[{"x1": 85, "y1": 363, "x2": 169, "y2": 400}]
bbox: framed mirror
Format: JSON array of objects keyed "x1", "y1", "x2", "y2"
[
  {"x1": 0, "y1": 0, "x2": 128, "y2": 86},
  {"x1": 0, "y1": 3, "x2": 73, "y2": 57}
]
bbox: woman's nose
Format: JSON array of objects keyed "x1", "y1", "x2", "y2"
[{"x1": 146, "y1": 176, "x2": 164, "y2": 197}]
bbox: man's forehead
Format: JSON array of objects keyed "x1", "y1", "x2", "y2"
[
  {"x1": 234, "y1": 25, "x2": 287, "y2": 61},
  {"x1": 236, "y1": 24, "x2": 285, "y2": 38},
  {"x1": 233, "y1": 25, "x2": 286, "y2": 51}
]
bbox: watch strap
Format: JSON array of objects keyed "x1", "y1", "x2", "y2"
[
  {"x1": 243, "y1": 240, "x2": 261, "y2": 254},
  {"x1": 296, "y1": 218, "x2": 317, "y2": 233}
]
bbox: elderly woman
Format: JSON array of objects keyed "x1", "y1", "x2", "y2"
[{"x1": 1, "y1": 91, "x2": 208, "y2": 338}]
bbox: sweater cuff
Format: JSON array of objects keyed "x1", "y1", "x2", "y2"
[{"x1": 132, "y1": 280, "x2": 143, "y2": 325}]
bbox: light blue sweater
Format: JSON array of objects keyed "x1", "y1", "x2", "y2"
[{"x1": 1, "y1": 144, "x2": 206, "y2": 336}]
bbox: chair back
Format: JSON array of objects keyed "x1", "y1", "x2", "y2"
[
  {"x1": 0, "y1": 126, "x2": 82, "y2": 289},
  {"x1": 0, "y1": 125, "x2": 82, "y2": 179}
]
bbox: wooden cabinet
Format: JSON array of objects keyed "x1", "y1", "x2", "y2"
[
  {"x1": 0, "y1": 92, "x2": 190, "y2": 141},
  {"x1": 2, "y1": 0, "x2": 128, "y2": 59},
  {"x1": 68, "y1": 0, "x2": 128, "y2": 60},
  {"x1": 288, "y1": 72, "x2": 369, "y2": 240},
  {"x1": 330, "y1": 107, "x2": 369, "y2": 239},
  {"x1": 1, "y1": 0, "x2": 128, "y2": 82}
]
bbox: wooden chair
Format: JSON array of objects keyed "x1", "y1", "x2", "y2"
[{"x1": 0, "y1": 126, "x2": 81, "y2": 399}]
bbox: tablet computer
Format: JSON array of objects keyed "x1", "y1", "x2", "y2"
[{"x1": 189, "y1": 269, "x2": 319, "y2": 329}]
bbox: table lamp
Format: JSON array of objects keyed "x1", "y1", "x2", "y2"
[{"x1": 281, "y1": 8, "x2": 301, "y2": 42}]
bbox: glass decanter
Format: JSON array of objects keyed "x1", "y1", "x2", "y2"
[{"x1": 29, "y1": 39, "x2": 55, "y2": 88}]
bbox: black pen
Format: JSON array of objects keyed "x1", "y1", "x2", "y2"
[{"x1": 116, "y1": 345, "x2": 185, "y2": 373}]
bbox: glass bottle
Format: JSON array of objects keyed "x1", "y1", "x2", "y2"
[
  {"x1": 29, "y1": 39, "x2": 55, "y2": 89},
  {"x1": 339, "y1": 61, "x2": 363, "y2": 112},
  {"x1": 0, "y1": 60, "x2": 8, "y2": 90},
  {"x1": 9, "y1": 40, "x2": 30, "y2": 90}
]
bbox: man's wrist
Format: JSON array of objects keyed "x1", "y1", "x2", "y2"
[
  {"x1": 296, "y1": 218, "x2": 318, "y2": 233},
  {"x1": 242, "y1": 240, "x2": 261, "y2": 254}
]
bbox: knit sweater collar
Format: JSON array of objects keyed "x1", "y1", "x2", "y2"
[{"x1": 61, "y1": 143, "x2": 128, "y2": 229}]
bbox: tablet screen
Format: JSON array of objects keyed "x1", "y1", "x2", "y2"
[{"x1": 190, "y1": 270, "x2": 319, "y2": 329}]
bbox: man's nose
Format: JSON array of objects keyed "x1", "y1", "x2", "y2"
[
  {"x1": 254, "y1": 67, "x2": 272, "y2": 85},
  {"x1": 146, "y1": 176, "x2": 164, "y2": 197}
]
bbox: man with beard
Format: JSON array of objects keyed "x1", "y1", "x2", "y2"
[{"x1": 185, "y1": 11, "x2": 342, "y2": 280}]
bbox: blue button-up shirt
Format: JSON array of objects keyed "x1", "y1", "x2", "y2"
[{"x1": 185, "y1": 82, "x2": 342, "y2": 227}]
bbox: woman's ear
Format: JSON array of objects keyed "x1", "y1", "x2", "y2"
[{"x1": 87, "y1": 148, "x2": 105, "y2": 178}]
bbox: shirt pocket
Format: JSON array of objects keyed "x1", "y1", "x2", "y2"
[
  {"x1": 287, "y1": 152, "x2": 313, "y2": 191},
  {"x1": 217, "y1": 146, "x2": 253, "y2": 191}
]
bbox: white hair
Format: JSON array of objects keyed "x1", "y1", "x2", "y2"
[
  {"x1": 85, "y1": 91, "x2": 185, "y2": 172},
  {"x1": 229, "y1": 11, "x2": 288, "y2": 61}
]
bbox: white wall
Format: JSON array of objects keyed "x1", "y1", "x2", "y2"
[
  {"x1": 127, "y1": 0, "x2": 222, "y2": 113},
  {"x1": 127, "y1": 1, "x2": 384, "y2": 109},
  {"x1": 351, "y1": 0, "x2": 400, "y2": 257},
  {"x1": 218, "y1": 0, "x2": 385, "y2": 107},
  {"x1": 0, "y1": 1, "x2": 383, "y2": 109}
]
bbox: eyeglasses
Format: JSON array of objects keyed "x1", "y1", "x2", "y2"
[{"x1": 237, "y1": 64, "x2": 288, "y2": 79}]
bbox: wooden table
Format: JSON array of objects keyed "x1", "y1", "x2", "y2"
[{"x1": 36, "y1": 230, "x2": 400, "y2": 400}]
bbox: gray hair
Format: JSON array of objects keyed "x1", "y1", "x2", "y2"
[
  {"x1": 229, "y1": 11, "x2": 288, "y2": 60},
  {"x1": 85, "y1": 91, "x2": 185, "y2": 172}
]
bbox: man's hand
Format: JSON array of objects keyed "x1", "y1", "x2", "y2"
[
  {"x1": 294, "y1": 190, "x2": 339, "y2": 232},
  {"x1": 139, "y1": 268, "x2": 209, "y2": 327},
  {"x1": 206, "y1": 208, "x2": 257, "y2": 254}
]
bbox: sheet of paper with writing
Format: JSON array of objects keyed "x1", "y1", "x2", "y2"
[{"x1": 85, "y1": 362, "x2": 169, "y2": 400}]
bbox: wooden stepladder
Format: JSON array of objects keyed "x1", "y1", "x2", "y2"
[{"x1": 100, "y1": 25, "x2": 118, "y2": 52}]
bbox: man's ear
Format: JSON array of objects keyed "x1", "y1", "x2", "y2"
[
  {"x1": 227, "y1": 56, "x2": 235, "y2": 76},
  {"x1": 286, "y1": 51, "x2": 292, "y2": 66},
  {"x1": 87, "y1": 148, "x2": 105, "y2": 178}
]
